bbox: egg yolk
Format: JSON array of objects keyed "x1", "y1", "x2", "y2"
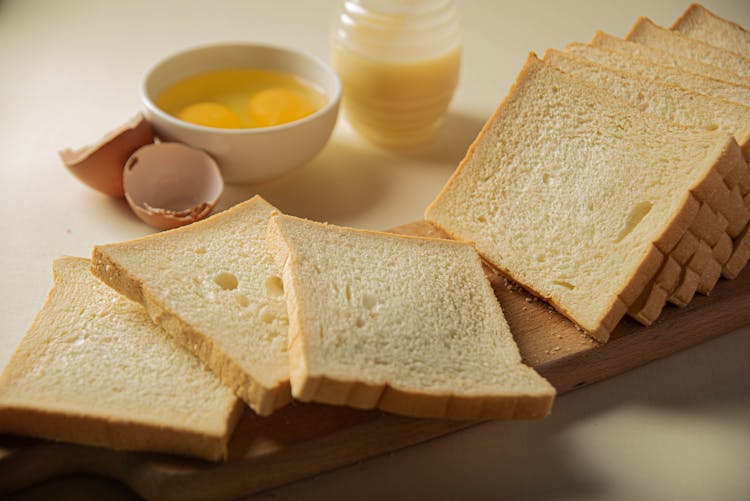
[
  {"x1": 247, "y1": 88, "x2": 317, "y2": 127},
  {"x1": 177, "y1": 102, "x2": 243, "y2": 128}
]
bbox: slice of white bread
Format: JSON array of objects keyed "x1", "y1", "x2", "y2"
[
  {"x1": 591, "y1": 31, "x2": 750, "y2": 88},
  {"x1": 541, "y1": 51, "x2": 750, "y2": 218},
  {"x1": 424, "y1": 54, "x2": 743, "y2": 341},
  {"x1": 541, "y1": 50, "x2": 750, "y2": 233},
  {"x1": 672, "y1": 4, "x2": 750, "y2": 58},
  {"x1": 91, "y1": 196, "x2": 290, "y2": 416},
  {"x1": 0, "y1": 257, "x2": 243, "y2": 461},
  {"x1": 542, "y1": 49, "x2": 750, "y2": 287},
  {"x1": 265, "y1": 214, "x2": 555, "y2": 420},
  {"x1": 564, "y1": 42, "x2": 750, "y2": 107},
  {"x1": 626, "y1": 17, "x2": 750, "y2": 81}
]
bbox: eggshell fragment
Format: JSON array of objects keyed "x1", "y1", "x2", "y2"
[
  {"x1": 123, "y1": 143, "x2": 223, "y2": 230},
  {"x1": 59, "y1": 113, "x2": 155, "y2": 197}
]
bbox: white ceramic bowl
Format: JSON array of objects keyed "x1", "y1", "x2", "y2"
[{"x1": 141, "y1": 43, "x2": 341, "y2": 184}]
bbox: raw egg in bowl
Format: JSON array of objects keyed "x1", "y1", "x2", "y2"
[{"x1": 141, "y1": 43, "x2": 341, "y2": 184}]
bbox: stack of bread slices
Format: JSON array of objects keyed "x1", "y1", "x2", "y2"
[
  {"x1": 0, "y1": 195, "x2": 555, "y2": 461},
  {"x1": 427, "y1": 3, "x2": 750, "y2": 343}
]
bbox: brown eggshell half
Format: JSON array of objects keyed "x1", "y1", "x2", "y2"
[
  {"x1": 59, "y1": 113, "x2": 155, "y2": 198},
  {"x1": 123, "y1": 142, "x2": 223, "y2": 231}
]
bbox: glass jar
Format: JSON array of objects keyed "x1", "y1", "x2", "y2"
[{"x1": 331, "y1": 0, "x2": 462, "y2": 147}]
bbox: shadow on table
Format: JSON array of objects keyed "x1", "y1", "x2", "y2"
[
  {"x1": 215, "y1": 110, "x2": 487, "y2": 224},
  {"x1": 248, "y1": 329, "x2": 749, "y2": 501},
  {"x1": 387, "y1": 111, "x2": 487, "y2": 166},
  {"x1": 217, "y1": 139, "x2": 391, "y2": 224}
]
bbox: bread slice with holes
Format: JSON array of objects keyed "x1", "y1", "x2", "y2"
[
  {"x1": 626, "y1": 17, "x2": 750, "y2": 81},
  {"x1": 672, "y1": 4, "x2": 750, "y2": 58},
  {"x1": 91, "y1": 196, "x2": 290, "y2": 416},
  {"x1": 425, "y1": 54, "x2": 743, "y2": 341},
  {"x1": 591, "y1": 31, "x2": 750, "y2": 88},
  {"x1": 563, "y1": 42, "x2": 750, "y2": 107},
  {"x1": 265, "y1": 214, "x2": 555, "y2": 420},
  {"x1": 0, "y1": 257, "x2": 243, "y2": 461}
]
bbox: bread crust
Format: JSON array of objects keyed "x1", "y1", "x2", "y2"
[
  {"x1": 0, "y1": 402, "x2": 243, "y2": 462},
  {"x1": 724, "y1": 224, "x2": 750, "y2": 278}
]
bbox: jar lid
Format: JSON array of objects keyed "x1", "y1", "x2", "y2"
[{"x1": 333, "y1": 0, "x2": 462, "y2": 61}]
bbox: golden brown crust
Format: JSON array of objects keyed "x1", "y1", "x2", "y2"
[
  {"x1": 669, "y1": 4, "x2": 703, "y2": 31},
  {"x1": 286, "y1": 374, "x2": 553, "y2": 421},
  {"x1": 697, "y1": 258, "x2": 723, "y2": 295},
  {"x1": 724, "y1": 224, "x2": 750, "y2": 278},
  {"x1": 0, "y1": 402, "x2": 243, "y2": 462}
]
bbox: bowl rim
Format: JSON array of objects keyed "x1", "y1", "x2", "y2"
[{"x1": 140, "y1": 41, "x2": 342, "y2": 135}]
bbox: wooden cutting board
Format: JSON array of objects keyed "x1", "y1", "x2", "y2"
[{"x1": 2, "y1": 220, "x2": 749, "y2": 500}]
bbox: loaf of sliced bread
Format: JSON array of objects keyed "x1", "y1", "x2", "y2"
[
  {"x1": 672, "y1": 4, "x2": 750, "y2": 58},
  {"x1": 0, "y1": 257, "x2": 243, "y2": 461},
  {"x1": 425, "y1": 54, "x2": 742, "y2": 341},
  {"x1": 265, "y1": 214, "x2": 555, "y2": 420},
  {"x1": 591, "y1": 31, "x2": 750, "y2": 88},
  {"x1": 626, "y1": 17, "x2": 750, "y2": 81},
  {"x1": 564, "y1": 42, "x2": 750, "y2": 107},
  {"x1": 91, "y1": 196, "x2": 290, "y2": 416}
]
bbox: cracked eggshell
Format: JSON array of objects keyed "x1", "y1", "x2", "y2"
[
  {"x1": 59, "y1": 113, "x2": 155, "y2": 197},
  {"x1": 123, "y1": 142, "x2": 223, "y2": 230}
]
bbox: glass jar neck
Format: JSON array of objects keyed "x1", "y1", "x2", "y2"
[{"x1": 333, "y1": 0, "x2": 461, "y2": 61}]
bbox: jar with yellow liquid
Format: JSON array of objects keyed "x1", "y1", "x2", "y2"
[{"x1": 331, "y1": 0, "x2": 461, "y2": 147}]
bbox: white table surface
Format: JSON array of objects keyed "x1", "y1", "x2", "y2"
[{"x1": 1, "y1": 1, "x2": 748, "y2": 499}]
